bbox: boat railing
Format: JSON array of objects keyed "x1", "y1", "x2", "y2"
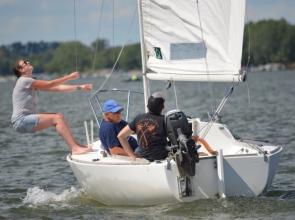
[{"x1": 89, "y1": 88, "x2": 144, "y2": 128}]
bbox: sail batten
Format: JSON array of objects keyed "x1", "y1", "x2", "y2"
[{"x1": 140, "y1": 0, "x2": 246, "y2": 82}]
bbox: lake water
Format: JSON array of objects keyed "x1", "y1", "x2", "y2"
[{"x1": 0, "y1": 71, "x2": 295, "y2": 219}]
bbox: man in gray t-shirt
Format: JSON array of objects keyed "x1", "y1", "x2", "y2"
[
  {"x1": 11, "y1": 59, "x2": 93, "y2": 155},
  {"x1": 11, "y1": 77, "x2": 36, "y2": 123}
]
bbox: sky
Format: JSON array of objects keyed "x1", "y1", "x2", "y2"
[{"x1": 0, "y1": 0, "x2": 294, "y2": 47}]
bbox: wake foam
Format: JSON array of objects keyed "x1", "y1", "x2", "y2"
[{"x1": 23, "y1": 186, "x2": 82, "y2": 207}]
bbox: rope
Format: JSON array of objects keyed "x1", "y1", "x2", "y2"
[
  {"x1": 194, "y1": 1, "x2": 252, "y2": 137},
  {"x1": 73, "y1": 0, "x2": 78, "y2": 71},
  {"x1": 244, "y1": 8, "x2": 252, "y2": 105},
  {"x1": 92, "y1": 0, "x2": 105, "y2": 71},
  {"x1": 173, "y1": 81, "x2": 179, "y2": 109},
  {"x1": 166, "y1": 1, "x2": 215, "y2": 116},
  {"x1": 93, "y1": 5, "x2": 138, "y2": 93},
  {"x1": 246, "y1": 81, "x2": 251, "y2": 105},
  {"x1": 112, "y1": 0, "x2": 115, "y2": 64},
  {"x1": 244, "y1": 6, "x2": 252, "y2": 74},
  {"x1": 200, "y1": 85, "x2": 235, "y2": 138},
  {"x1": 195, "y1": 0, "x2": 218, "y2": 138},
  {"x1": 195, "y1": 0, "x2": 216, "y2": 113}
]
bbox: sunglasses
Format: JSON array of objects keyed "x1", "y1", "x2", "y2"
[{"x1": 19, "y1": 60, "x2": 30, "y2": 68}]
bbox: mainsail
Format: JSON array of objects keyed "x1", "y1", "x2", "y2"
[{"x1": 140, "y1": 0, "x2": 246, "y2": 82}]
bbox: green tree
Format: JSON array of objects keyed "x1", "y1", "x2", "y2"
[
  {"x1": 91, "y1": 38, "x2": 109, "y2": 51},
  {"x1": 90, "y1": 38, "x2": 109, "y2": 71},
  {"x1": 45, "y1": 41, "x2": 92, "y2": 73},
  {"x1": 279, "y1": 25, "x2": 295, "y2": 63},
  {"x1": 242, "y1": 19, "x2": 294, "y2": 65},
  {"x1": 0, "y1": 47, "x2": 10, "y2": 75},
  {"x1": 118, "y1": 43, "x2": 141, "y2": 70}
]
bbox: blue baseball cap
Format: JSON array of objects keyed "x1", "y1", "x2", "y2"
[{"x1": 102, "y1": 99, "x2": 124, "y2": 113}]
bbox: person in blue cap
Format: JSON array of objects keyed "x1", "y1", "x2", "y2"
[{"x1": 99, "y1": 99, "x2": 139, "y2": 155}]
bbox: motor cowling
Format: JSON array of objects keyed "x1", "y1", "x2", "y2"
[{"x1": 165, "y1": 110, "x2": 199, "y2": 177}]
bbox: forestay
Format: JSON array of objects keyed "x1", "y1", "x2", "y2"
[{"x1": 140, "y1": 0, "x2": 246, "y2": 82}]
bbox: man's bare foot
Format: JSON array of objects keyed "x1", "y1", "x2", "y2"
[{"x1": 72, "y1": 146, "x2": 92, "y2": 155}]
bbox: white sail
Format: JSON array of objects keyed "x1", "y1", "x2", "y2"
[{"x1": 140, "y1": 0, "x2": 246, "y2": 82}]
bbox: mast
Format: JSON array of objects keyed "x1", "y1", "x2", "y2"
[{"x1": 137, "y1": 0, "x2": 149, "y2": 112}]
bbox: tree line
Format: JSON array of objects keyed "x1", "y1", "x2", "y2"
[
  {"x1": 0, "y1": 39, "x2": 141, "y2": 76},
  {"x1": 242, "y1": 19, "x2": 295, "y2": 66},
  {"x1": 0, "y1": 19, "x2": 294, "y2": 76}
]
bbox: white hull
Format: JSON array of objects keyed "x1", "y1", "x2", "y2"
[
  {"x1": 69, "y1": 0, "x2": 281, "y2": 206},
  {"x1": 67, "y1": 121, "x2": 282, "y2": 206}
]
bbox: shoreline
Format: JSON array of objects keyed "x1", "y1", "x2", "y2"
[
  {"x1": 0, "y1": 69, "x2": 142, "y2": 82},
  {"x1": 1, "y1": 68, "x2": 294, "y2": 83}
]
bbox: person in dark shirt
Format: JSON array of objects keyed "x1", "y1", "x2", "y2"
[
  {"x1": 118, "y1": 93, "x2": 168, "y2": 161},
  {"x1": 99, "y1": 99, "x2": 138, "y2": 155}
]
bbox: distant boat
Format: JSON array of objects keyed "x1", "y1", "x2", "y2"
[{"x1": 67, "y1": 0, "x2": 283, "y2": 206}]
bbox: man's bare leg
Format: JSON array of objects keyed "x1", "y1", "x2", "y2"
[{"x1": 34, "y1": 113, "x2": 91, "y2": 154}]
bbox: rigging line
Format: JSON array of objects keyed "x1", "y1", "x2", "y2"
[
  {"x1": 195, "y1": 0, "x2": 216, "y2": 137},
  {"x1": 201, "y1": 84, "x2": 235, "y2": 138},
  {"x1": 244, "y1": 6, "x2": 252, "y2": 105},
  {"x1": 93, "y1": 5, "x2": 138, "y2": 93},
  {"x1": 195, "y1": 0, "x2": 216, "y2": 113},
  {"x1": 173, "y1": 81, "x2": 179, "y2": 109},
  {"x1": 92, "y1": 0, "x2": 105, "y2": 71},
  {"x1": 244, "y1": 4, "x2": 252, "y2": 73},
  {"x1": 112, "y1": 0, "x2": 115, "y2": 65},
  {"x1": 246, "y1": 80, "x2": 251, "y2": 105},
  {"x1": 73, "y1": 0, "x2": 78, "y2": 71},
  {"x1": 202, "y1": 77, "x2": 240, "y2": 138}
]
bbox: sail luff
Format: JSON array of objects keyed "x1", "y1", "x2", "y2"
[{"x1": 137, "y1": 0, "x2": 149, "y2": 112}]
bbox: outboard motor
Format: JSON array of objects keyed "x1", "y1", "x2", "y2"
[{"x1": 165, "y1": 110, "x2": 199, "y2": 177}]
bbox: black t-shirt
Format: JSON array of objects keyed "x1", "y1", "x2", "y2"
[{"x1": 129, "y1": 112, "x2": 168, "y2": 161}]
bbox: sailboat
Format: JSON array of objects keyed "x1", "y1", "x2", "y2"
[{"x1": 67, "y1": 0, "x2": 282, "y2": 206}]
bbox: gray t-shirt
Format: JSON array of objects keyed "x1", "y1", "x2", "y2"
[{"x1": 11, "y1": 77, "x2": 37, "y2": 123}]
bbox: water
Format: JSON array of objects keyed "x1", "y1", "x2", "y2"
[{"x1": 0, "y1": 71, "x2": 295, "y2": 219}]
